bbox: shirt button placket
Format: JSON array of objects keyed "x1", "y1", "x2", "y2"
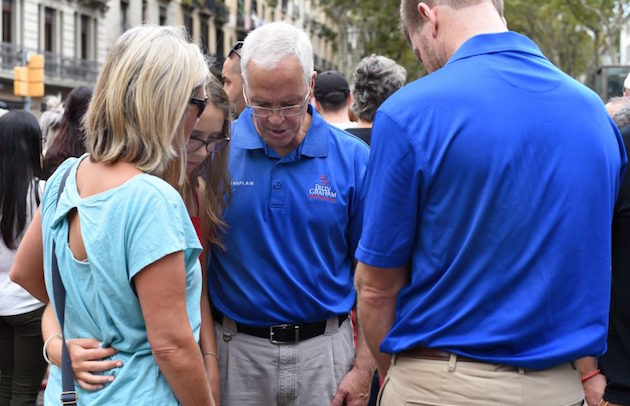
[{"x1": 270, "y1": 165, "x2": 285, "y2": 209}]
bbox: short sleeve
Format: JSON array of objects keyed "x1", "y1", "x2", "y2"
[
  {"x1": 347, "y1": 143, "x2": 369, "y2": 258},
  {"x1": 124, "y1": 182, "x2": 201, "y2": 281},
  {"x1": 40, "y1": 157, "x2": 79, "y2": 221},
  {"x1": 355, "y1": 111, "x2": 422, "y2": 268}
]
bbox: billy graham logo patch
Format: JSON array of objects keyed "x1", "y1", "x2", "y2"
[{"x1": 308, "y1": 174, "x2": 337, "y2": 202}]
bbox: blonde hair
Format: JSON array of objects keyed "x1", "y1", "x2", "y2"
[{"x1": 85, "y1": 25, "x2": 209, "y2": 180}]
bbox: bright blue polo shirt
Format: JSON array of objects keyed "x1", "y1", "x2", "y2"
[
  {"x1": 355, "y1": 32, "x2": 627, "y2": 369},
  {"x1": 210, "y1": 106, "x2": 369, "y2": 326}
]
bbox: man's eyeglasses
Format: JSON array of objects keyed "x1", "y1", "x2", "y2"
[
  {"x1": 187, "y1": 135, "x2": 231, "y2": 153},
  {"x1": 228, "y1": 41, "x2": 244, "y2": 59},
  {"x1": 190, "y1": 96, "x2": 208, "y2": 118},
  {"x1": 243, "y1": 89, "x2": 310, "y2": 118}
]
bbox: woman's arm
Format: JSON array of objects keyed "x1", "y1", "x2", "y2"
[
  {"x1": 10, "y1": 208, "x2": 48, "y2": 302},
  {"x1": 197, "y1": 177, "x2": 220, "y2": 405},
  {"x1": 42, "y1": 303, "x2": 121, "y2": 391},
  {"x1": 134, "y1": 251, "x2": 214, "y2": 406},
  {"x1": 199, "y1": 260, "x2": 220, "y2": 405}
]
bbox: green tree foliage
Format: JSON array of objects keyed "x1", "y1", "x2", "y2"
[
  {"x1": 506, "y1": 0, "x2": 630, "y2": 84},
  {"x1": 317, "y1": 0, "x2": 423, "y2": 80},
  {"x1": 318, "y1": 0, "x2": 629, "y2": 83},
  {"x1": 505, "y1": 0, "x2": 593, "y2": 79}
]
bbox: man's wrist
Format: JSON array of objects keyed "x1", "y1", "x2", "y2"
[{"x1": 581, "y1": 369, "x2": 601, "y2": 383}]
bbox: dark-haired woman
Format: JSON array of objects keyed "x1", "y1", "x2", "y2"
[
  {"x1": 42, "y1": 86, "x2": 92, "y2": 179},
  {"x1": 0, "y1": 110, "x2": 47, "y2": 406}
]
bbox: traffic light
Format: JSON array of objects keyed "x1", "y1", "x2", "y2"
[
  {"x1": 13, "y1": 53, "x2": 45, "y2": 97},
  {"x1": 13, "y1": 66, "x2": 27, "y2": 96},
  {"x1": 27, "y1": 54, "x2": 44, "y2": 97}
]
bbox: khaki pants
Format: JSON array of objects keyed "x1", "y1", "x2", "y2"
[
  {"x1": 378, "y1": 353, "x2": 584, "y2": 406},
  {"x1": 214, "y1": 316, "x2": 355, "y2": 406}
]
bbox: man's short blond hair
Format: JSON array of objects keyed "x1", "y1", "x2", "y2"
[
  {"x1": 400, "y1": 0, "x2": 504, "y2": 37},
  {"x1": 85, "y1": 25, "x2": 209, "y2": 177}
]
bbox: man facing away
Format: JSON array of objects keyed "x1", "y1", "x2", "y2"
[
  {"x1": 209, "y1": 22, "x2": 374, "y2": 406},
  {"x1": 354, "y1": 1, "x2": 627, "y2": 405},
  {"x1": 312, "y1": 70, "x2": 356, "y2": 130}
]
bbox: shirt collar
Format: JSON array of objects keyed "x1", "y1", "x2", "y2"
[
  {"x1": 232, "y1": 105, "x2": 328, "y2": 158},
  {"x1": 447, "y1": 31, "x2": 545, "y2": 67}
]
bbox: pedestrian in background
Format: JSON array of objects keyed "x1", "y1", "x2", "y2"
[
  {"x1": 354, "y1": 0, "x2": 626, "y2": 405},
  {"x1": 11, "y1": 25, "x2": 214, "y2": 405},
  {"x1": 222, "y1": 41, "x2": 246, "y2": 119},
  {"x1": 42, "y1": 86, "x2": 92, "y2": 179},
  {"x1": 596, "y1": 96, "x2": 630, "y2": 406},
  {"x1": 0, "y1": 110, "x2": 47, "y2": 406},
  {"x1": 209, "y1": 21, "x2": 374, "y2": 406},
  {"x1": 347, "y1": 54, "x2": 406, "y2": 145},
  {"x1": 312, "y1": 70, "x2": 356, "y2": 130},
  {"x1": 39, "y1": 95, "x2": 64, "y2": 155}
]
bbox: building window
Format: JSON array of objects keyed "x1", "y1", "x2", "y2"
[
  {"x1": 200, "y1": 17, "x2": 209, "y2": 54},
  {"x1": 2, "y1": 0, "x2": 12, "y2": 43},
  {"x1": 121, "y1": 0, "x2": 128, "y2": 32},
  {"x1": 44, "y1": 7, "x2": 55, "y2": 52},
  {"x1": 80, "y1": 14, "x2": 89, "y2": 59},
  {"x1": 159, "y1": 4, "x2": 167, "y2": 25},
  {"x1": 215, "y1": 27, "x2": 224, "y2": 58},
  {"x1": 184, "y1": 11, "x2": 193, "y2": 37}
]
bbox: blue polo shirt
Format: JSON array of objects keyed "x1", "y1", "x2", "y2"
[
  {"x1": 210, "y1": 106, "x2": 369, "y2": 326},
  {"x1": 355, "y1": 32, "x2": 627, "y2": 369}
]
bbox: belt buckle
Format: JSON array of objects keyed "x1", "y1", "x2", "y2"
[
  {"x1": 269, "y1": 324, "x2": 299, "y2": 344},
  {"x1": 60, "y1": 391, "x2": 78, "y2": 405}
]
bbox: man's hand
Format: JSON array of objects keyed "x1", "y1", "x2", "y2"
[
  {"x1": 330, "y1": 365, "x2": 373, "y2": 406},
  {"x1": 582, "y1": 372, "x2": 606, "y2": 406}
]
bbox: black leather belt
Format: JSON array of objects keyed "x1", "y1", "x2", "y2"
[{"x1": 212, "y1": 307, "x2": 348, "y2": 344}]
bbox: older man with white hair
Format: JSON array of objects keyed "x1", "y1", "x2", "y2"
[{"x1": 208, "y1": 22, "x2": 373, "y2": 406}]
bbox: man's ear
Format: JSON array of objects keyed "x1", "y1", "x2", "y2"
[
  {"x1": 314, "y1": 99, "x2": 323, "y2": 113},
  {"x1": 418, "y1": 2, "x2": 438, "y2": 38}
]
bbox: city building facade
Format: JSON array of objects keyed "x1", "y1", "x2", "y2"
[{"x1": 0, "y1": 0, "x2": 354, "y2": 112}]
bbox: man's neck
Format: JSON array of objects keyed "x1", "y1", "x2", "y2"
[
  {"x1": 440, "y1": 2, "x2": 508, "y2": 62},
  {"x1": 321, "y1": 109, "x2": 351, "y2": 126}
]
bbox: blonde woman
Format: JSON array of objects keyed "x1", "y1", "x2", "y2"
[
  {"x1": 38, "y1": 77, "x2": 232, "y2": 405},
  {"x1": 10, "y1": 25, "x2": 213, "y2": 405}
]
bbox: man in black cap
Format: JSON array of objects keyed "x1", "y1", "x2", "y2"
[{"x1": 312, "y1": 70, "x2": 356, "y2": 130}]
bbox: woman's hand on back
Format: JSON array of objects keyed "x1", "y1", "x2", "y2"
[{"x1": 66, "y1": 338, "x2": 122, "y2": 391}]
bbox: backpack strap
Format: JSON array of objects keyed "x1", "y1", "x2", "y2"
[{"x1": 50, "y1": 166, "x2": 78, "y2": 405}]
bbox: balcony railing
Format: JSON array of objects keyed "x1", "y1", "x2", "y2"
[
  {"x1": 76, "y1": 0, "x2": 110, "y2": 11},
  {"x1": 44, "y1": 50, "x2": 100, "y2": 84},
  {"x1": 0, "y1": 42, "x2": 21, "y2": 71},
  {"x1": 0, "y1": 42, "x2": 100, "y2": 85}
]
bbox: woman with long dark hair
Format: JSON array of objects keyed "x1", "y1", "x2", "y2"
[
  {"x1": 0, "y1": 110, "x2": 47, "y2": 406},
  {"x1": 42, "y1": 86, "x2": 92, "y2": 179}
]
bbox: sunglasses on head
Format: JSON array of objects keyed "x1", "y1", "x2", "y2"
[
  {"x1": 190, "y1": 96, "x2": 208, "y2": 118},
  {"x1": 228, "y1": 41, "x2": 244, "y2": 59}
]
